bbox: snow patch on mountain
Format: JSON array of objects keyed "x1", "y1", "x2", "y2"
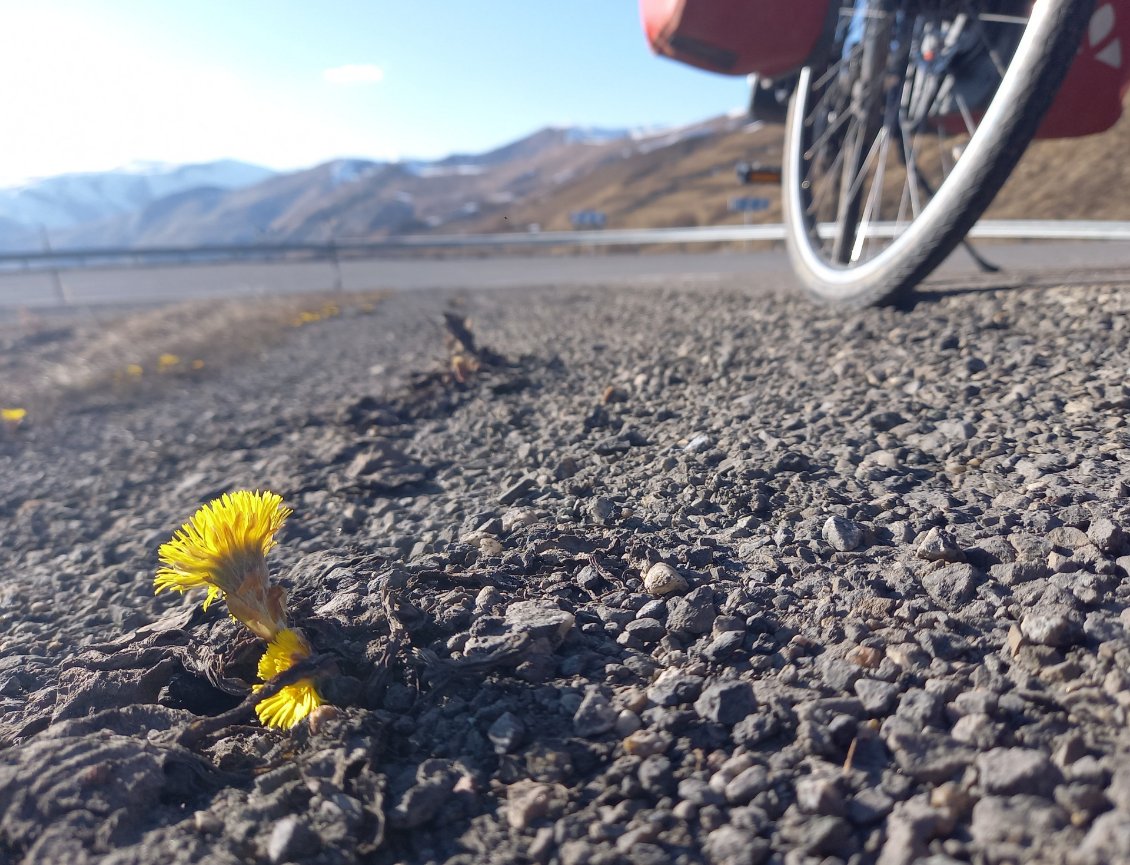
[
  {"x1": 328, "y1": 159, "x2": 383, "y2": 187},
  {"x1": 0, "y1": 160, "x2": 276, "y2": 231},
  {"x1": 560, "y1": 126, "x2": 634, "y2": 145},
  {"x1": 628, "y1": 113, "x2": 747, "y2": 155}
]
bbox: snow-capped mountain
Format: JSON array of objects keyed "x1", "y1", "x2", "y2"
[
  {"x1": 0, "y1": 117, "x2": 762, "y2": 252},
  {"x1": 0, "y1": 160, "x2": 276, "y2": 232}
]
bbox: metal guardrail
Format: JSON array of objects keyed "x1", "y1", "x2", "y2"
[{"x1": 2, "y1": 220, "x2": 1130, "y2": 272}]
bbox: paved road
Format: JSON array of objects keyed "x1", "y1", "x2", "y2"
[{"x1": 3, "y1": 241, "x2": 1130, "y2": 311}]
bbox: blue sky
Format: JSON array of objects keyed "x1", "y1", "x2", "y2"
[{"x1": 0, "y1": 1, "x2": 750, "y2": 185}]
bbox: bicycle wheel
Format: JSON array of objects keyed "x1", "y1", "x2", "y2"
[{"x1": 782, "y1": 0, "x2": 1094, "y2": 306}]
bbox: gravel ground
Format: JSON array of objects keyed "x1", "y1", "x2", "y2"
[{"x1": 3, "y1": 274, "x2": 1130, "y2": 865}]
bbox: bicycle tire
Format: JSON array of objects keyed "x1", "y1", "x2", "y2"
[{"x1": 782, "y1": 0, "x2": 1095, "y2": 307}]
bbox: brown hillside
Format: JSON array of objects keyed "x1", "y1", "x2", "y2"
[
  {"x1": 464, "y1": 93, "x2": 1130, "y2": 233},
  {"x1": 462, "y1": 122, "x2": 786, "y2": 233}
]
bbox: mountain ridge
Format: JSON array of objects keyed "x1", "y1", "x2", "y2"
[
  {"x1": 0, "y1": 159, "x2": 277, "y2": 239},
  {"x1": 3, "y1": 103, "x2": 1127, "y2": 253}
]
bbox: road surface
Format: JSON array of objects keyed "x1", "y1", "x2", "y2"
[{"x1": 4, "y1": 241, "x2": 1130, "y2": 310}]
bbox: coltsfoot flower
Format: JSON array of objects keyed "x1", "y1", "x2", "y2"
[
  {"x1": 154, "y1": 490, "x2": 292, "y2": 640},
  {"x1": 254, "y1": 627, "x2": 324, "y2": 729}
]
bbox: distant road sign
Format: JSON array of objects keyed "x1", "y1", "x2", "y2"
[
  {"x1": 729, "y1": 197, "x2": 770, "y2": 213},
  {"x1": 570, "y1": 210, "x2": 607, "y2": 229},
  {"x1": 735, "y1": 162, "x2": 782, "y2": 185}
]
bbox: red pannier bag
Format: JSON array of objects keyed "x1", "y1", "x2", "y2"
[
  {"x1": 641, "y1": 0, "x2": 1130, "y2": 139},
  {"x1": 1038, "y1": 1, "x2": 1130, "y2": 138},
  {"x1": 639, "y1": 0, "x2": 829, "y2": 78}
]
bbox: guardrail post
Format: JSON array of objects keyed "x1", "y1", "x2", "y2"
[
  {"x1": 39, "y1": 226, "x2": 70, "y2": 306},
  {"x1": 330, "y1": 239, "x2": 344, "y2": 292}
]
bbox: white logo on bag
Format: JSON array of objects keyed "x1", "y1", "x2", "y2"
[{"x1": 1090, "y1": 3, "x2": 1123, "y2": 69}]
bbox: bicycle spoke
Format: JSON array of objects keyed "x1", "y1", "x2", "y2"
[
  {"x1": 955, "y1": 91, "x2": 978, "y2": 138},
  {"x1": 899, "y1": 121, "x2": 923, "y2": 218},
  {"x1": 977, "y1": 13, "x2": 1029, "y2": 25},
  {"x1": 804, "y1": 77, "x2": 849, "y2": 135},
  {"x1": 803, "y1": 106, "x2": 853, "y2": 162},
  {"x1": 844, "y1": 124, "x2": 888, "y2": 209},
  {"x1": 812, "y1": 41, "x2": 862, "y2": 91},
  {"x1": 896, "y1": 178, "x2": 911, "y2": 225},
  {"x1": 806, "y1": 145, "x2": 848, "y2": 219},
  {"x1": 937, "y1": 126, "x2": 953, "y2": 181},
  {"x1": 831, "y1": 117, "x2": 866, "y2": 261},
  {"x1": 852, "y1": 126, "x2": 891, "y2": 262},
  {"x1": 962, "y1": 2, "x2": 1022, "y2": 78}
]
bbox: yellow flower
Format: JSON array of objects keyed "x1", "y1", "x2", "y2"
[
  {"x1": 191, "y1": 359, "x2": 205, "y2": 370},
  {"x1": 154, "y1": 490, "x2": 292, "y2": 640},
  {"x1": 1, "y1": 407, "x2": 27, "y2": 423},
  {"x1": 158, "y1": 353, "x2": 180, "y2": 372},
  {"x1": 253, "y1": 628, "x2": 324, "y2": 729},
  {"x1": 126, "y1": 363, "x2": 143, "y2": 377}
]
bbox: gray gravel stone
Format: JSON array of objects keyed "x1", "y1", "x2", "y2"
[
  {"x1": 855, "y1": 678, "x2": 900, "y2": 715},
  {"x1": 876, "y1": 802, "x2": 944, "y2": 865},
  {"x1": 1020, "y1": 609, "x2": 1082, "y2": 647},
  {"x1": 572, "y1": 690, "x2": 617, "y2": 738},
  {"x1": 693, "y1": 680, "x2": 757, "y2": 725},
  {"x1": 724, "y1": 765, "x2": 770, "y2": 804},
  {"x1": 678, "y1": 778, "x2": 724, "y2": 806},
  {"x1": 647, "y1": 671, "x2": 705, "y2": 707},
  {"x1": 589, "y1": 497, "x2": 617, "y2": 524},
  {"x1": 703, "y1": 630, "x2": 744, "y2": 661},
  {"x1": 488, "y1": 711, "x2": 526, "y2": 753},
  {"x1": 703, "y1": 825, "x2": 769, "y2": 865},
  {"x1": 638, "y1": 755, "x2": 675, "y2": 796},
  {"x1": 498, "y1": 476, "x2": 537, "y2": 505},
  {"x1": 896, "y1": 688, "x2": 942, "y2": 728},
  {"x1": 643, "y1": 562, "x2": 688, "y2": 596},
  {"x1": 667, "y1": 586, "x2": 716, "y2": 635},
  {"x1": 1106, "y1": 765, "x2": 1130, "y2": 811},
  {"x1": 1088, "y1": 517, "x2": 1127, "y2": 555},
  {"x1": 504, "y1": 600, "x2": 575, "y2": 645},
  {"x1": 796, "y1": 777, "x2": 845, "y2": 817},
  {"x1": 822, "y1": 515, "x2": 863, "y2": 552},
  {"x1": 623, "y1": 617, "x2": 665, "y2": 643},
  {"x1": 848, "y1": 788, "x2": 894, "y2": 825},
  {"x1": 970, "y1": 795, "x2": 1067, "y2": 846},
  {"x1": 917, "y1": 527, "x2": 963, "y2": 562},
  {"x1": 266, "y1": 816, "x2": 318, "y2": 864},
  {"x1": 885, "y1": 727, "x2": 974, "y2": 783},
  {"x1": 951, "y1": 713, "x2": 1000, "y2": 748},
  {"x1": 1077, "y1": 812, "x2": 1130, "y2": 865},
  {"x1": 921, "y1": 563, "x2": 979, "y2": 607},
  {"x1": 976, "y1": 748, "x2": 1059, "y2": 797},
  {"x1": 505, "y1": 781, "x2": 565, "y2": 830}
]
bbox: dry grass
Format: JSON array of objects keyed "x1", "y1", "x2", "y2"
[
  {"x1": 461, "y1": 123, "x2": 787, "y2": 234},
  {"x1": 988, "y1": 99, "x2": 1130, "y2": 220},
  {"x1": 0, "y1": 290, "x2": 387, "y2": 419}
]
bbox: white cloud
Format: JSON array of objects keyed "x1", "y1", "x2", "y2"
[{"x1": 322, "y1": 64, "x2": 384, "y2": 86}]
